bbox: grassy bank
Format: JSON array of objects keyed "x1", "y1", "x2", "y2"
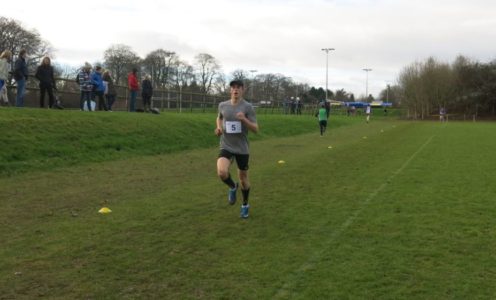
[{"x1": 0, "y1": 108, "x2": 358, "y2": 176}]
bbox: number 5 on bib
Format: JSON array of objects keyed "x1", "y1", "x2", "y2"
[{"x1": 225, "y1": 121, "x2": 242, "y2": 133}]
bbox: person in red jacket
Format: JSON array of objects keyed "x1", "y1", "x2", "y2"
[{"x1": 127, "y1": 68, "x2": 139, "y2": 112}]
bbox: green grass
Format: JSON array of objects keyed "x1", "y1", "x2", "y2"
[
  {"x1": 0, "y1": 109, "x2": 495, "y2": 299},
  {"x1": 0, "y1": 108, "x2": 357, "y2": 176}
]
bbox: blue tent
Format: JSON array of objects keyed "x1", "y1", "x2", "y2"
[
  {"x1": 344, "y1": 101, "x2": 393, "y2": 108},
  {"x1": 344, "y1": 102, "x2": 369, "y2": 108}
]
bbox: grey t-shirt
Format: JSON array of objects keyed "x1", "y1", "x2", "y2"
[{"x1": 218, "y1": 99, "x2": 257, "y2": 154}]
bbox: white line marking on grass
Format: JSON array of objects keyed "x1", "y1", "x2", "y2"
[{"x1": 274, "y1": 135, "x2": 435, "y2": 299}]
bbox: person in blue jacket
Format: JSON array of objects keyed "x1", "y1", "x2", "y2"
[{"x1": 91, "y1": 66, "x2": 108, "y2": 111}]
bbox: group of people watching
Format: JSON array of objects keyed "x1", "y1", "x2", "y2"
[
  {"x1": 76, "y1": 62, "x2": 116, "y2": 111},
  {"x1": 283, "y1": 97, "x2": 303, "y2": 115},
  {"x1": 77, "y1": 63, "x2": 153, "y2": 112},
  {"x1": 0, "y1": 49, "x2": 154, "y2": 112}
]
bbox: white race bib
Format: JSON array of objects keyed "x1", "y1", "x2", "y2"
[{"x1": 225, "y1": 121, "x2": 242, "y2": 133}]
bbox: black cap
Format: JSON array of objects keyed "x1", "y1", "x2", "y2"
[{"x1": 229, "y1": 79, "x2": 244, "y2": 87}]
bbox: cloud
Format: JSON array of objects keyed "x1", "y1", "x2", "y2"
[{"x1": 3, "y1": 0, "x2": 496, "y2": 97}]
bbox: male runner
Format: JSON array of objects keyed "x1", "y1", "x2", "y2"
[
  {"x1": 215, "y1": 80, "x2": 259, "y2": 218},
  {"x1": 316, "y1": 103, "x2": 327, "y2": 136}
]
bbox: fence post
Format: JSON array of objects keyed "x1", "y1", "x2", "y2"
[
  {"x1": 160, "y1": 90, "x2": 164, "y2": 111},
  {"x1": 125, "y1": 88, "x2": 128, "y2": 112},
  {"x1": 179, "y1": 86, "x2": 182, "y2": 113},
  {"x1": 190, "y1": 92, "x2": 193, "y2": 113}
]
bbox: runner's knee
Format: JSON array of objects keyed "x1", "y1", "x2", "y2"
[
  {"x1": 239, "y1": 172, "x2": 249, "y2": 186},
  {"x1": 217, "y1": 168, "x2": 229, "y2": 179}
]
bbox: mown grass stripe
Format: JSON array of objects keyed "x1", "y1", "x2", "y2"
[{"x1": 274, "y1": 134, "x2": 435, "y2": 299}]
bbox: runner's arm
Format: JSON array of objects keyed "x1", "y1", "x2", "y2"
[
  {"x1": 215, "y1": 115, "x2": 223, "y2": 136},
  {"x1": 236, "y1": 112, "x2": 259, "y2": 133}
]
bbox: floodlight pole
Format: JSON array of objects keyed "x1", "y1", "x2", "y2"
[
  {"x1": 249, "y1": 69, "x2": 257, "y2": 100},
  {"x1": 322, "y1": 48, "x2": 335, "y2": 101},
  {"x1": 386, "y1": 84, "x2": 390, "y2": 104},
  {"x1": 363, "y1": 68, "x2": 372, "y2": 100}
]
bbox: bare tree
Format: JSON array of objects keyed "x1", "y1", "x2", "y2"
[
  {"x1": 255, "y1": 73, "x2": 291, "y2": 102},
  {"x1": 230, "y1": 69, "x2": 249, "y2": 81},
  {"x1": 0, "y1": 17, "x2": 52, "y2": 79},
  {"x1": 171, "y1": 60, "x2": 194, "y2": 90},
  {"x1": 212, "y1": 74, "x2": 227, "y2": 96},
  {"x1": 103, "y1": 44, "x2": 141, "y2": 85},
  {"x1": 142, "y1": 49, "x2": 177, "y2": 88},
  {"x1": 378, "y1": 84, "x2": 401, "y2": 106},
  {"x1": 230, "y1": 69, "x2": 253, "y2": 98},
  {"x1": 398, "y1": 57, "x2": 456, "y2": 119},
  {"x1": 194, "y1": 53, "x2": 221, "y2": 95},
  {"x1": 334, "y1": 89, "x2": 350, "y2": 102}
]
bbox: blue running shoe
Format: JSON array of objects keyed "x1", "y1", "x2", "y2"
[
  {"x1": 240, "y1": 204, "x2": 250, "y2": 219},
  {"x1": 228, "y1": 183, "x2": 238, "y2": 205}
]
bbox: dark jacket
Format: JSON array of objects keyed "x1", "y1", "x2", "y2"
[
  {"x1": 141, "y1": 79, "x2": 153, "y2": 97},
  {"x1": 35, "y1": 65, "x2": 55, "y2": 87},
  {"x1": 14, "y1": 57, "x2": 28, "y2": 81},
  {"x1": 102, "y1": 73, "x2": 117, "y2": 96}
]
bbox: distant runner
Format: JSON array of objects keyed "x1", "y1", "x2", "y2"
[
  {"x1": 215, "y1": 80, "x2": 259, "y2": 219},
  {"x1": 440, "y1": 107, "x2": 446, "y2": 122},
  {"x1": 315, "y1": 103, "x2": 327, "y2": 136},
  {"x1": 366, "y1": 105, "x2": 371, "y2": 123}
]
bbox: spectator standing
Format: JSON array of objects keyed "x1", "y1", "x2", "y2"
[
  {"x1": 296, "y1": 97, "x2": 302, "y2": 115},
  {"x1": 78, "y1": 62, "x2": 93, "y2": 111},
  {"x1": 14, "y1": 49, "x2": 28, "y2": 107},
  {"x1": 283, "y1": 97, "x2": 289, "y2": 114},
  {"x1": 0, "y1": 50, "x2": 12, "y2": 105},
  {"x1": 127, "y1": 68, "x2": 139, "y2": 112},
  {"x1": 141, "y1": 74, "x2": 153, "y2": 112},
  {"x1": 102, "y1": 70, "x2": 117, "y2": 111},
  {"x1": 35, "y1": 57, "x2": 56, "y2": 108},
  {"x1": 91, "y1": 66, "x2": 108, "y2": 111}
]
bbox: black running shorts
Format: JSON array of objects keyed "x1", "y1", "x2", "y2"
[{"x1": 218, "y1": 149, "x2": 250, "y2": 171}]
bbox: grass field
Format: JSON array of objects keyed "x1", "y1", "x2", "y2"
[{"x1": 0, "y1": 109, "x2": 495, "y2": 299}]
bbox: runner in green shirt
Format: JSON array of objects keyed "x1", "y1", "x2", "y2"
[{"x1": 316, "y1": 103, "x2": 328, "y2": 136}]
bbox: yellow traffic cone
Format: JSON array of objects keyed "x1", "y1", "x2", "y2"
[{"x1": 98, "y1": 207, "x2": 112, "y2": 214}]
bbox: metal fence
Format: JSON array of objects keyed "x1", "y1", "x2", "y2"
[{"x1": 1, "y1": 77, "x2": 331, "y2": 115}]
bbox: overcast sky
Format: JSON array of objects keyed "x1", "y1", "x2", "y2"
[{"x1": 3, "y1": 0, "x2": 496, "y2": 98}]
